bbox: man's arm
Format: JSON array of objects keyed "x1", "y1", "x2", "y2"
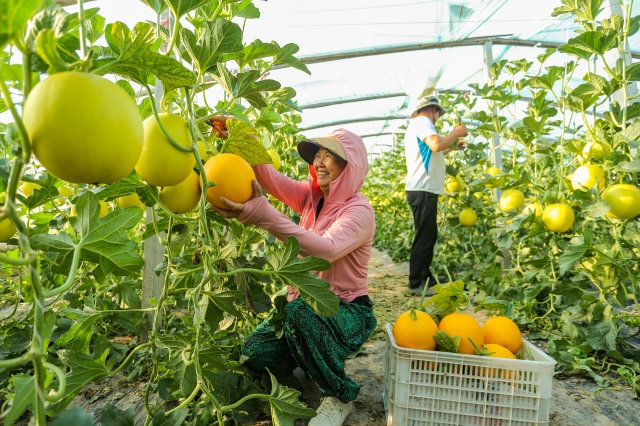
[
  {"x1": 424, "y1": 125, "x2": 468, "y2": 152},
  {"x1": 443, "y1": 139, "x2": 468, "y2": 155}
]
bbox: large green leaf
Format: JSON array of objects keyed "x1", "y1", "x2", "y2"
[
  {"x1": 100, "y1": 21, "x2": 196, "y2": 92},
  {"x1": 558, "y1": 244, "x2": 588, "y2": 275},
  {"x1": 4, "y1": 374, "x2": 35, "y2": 426},
  {"x1": 95, "y1": 172, "x2": 146, "y2": 201},
  {"x1": 46, "y1": 350, "x2": 111, "y2": 415},
  {"x1": 166, "y1": 0, "x2": 211, "y2": 19},
  {"x1": 55, "y1": 314, "x2": 100, "y2": 353},
  {"x1": 280, "y1": 271, "x2": 339, "y2": 317},
  {"x1": 224, "y1": 119, "x2": 272, "y2": 165},
  {"x1": 152, "y1": 408, "x2": 189, "y2": 426},
  {"x1": 274, "y1": 42, "x2": 310, "y2": 75},
  {"x1": 267, "y1": 371, "x2": 316, "y2": 426},
  {"x1": 0, "y1": 0, "x2": 42, "y2": 51},
  {"x1": 268, "y1": 237, "x2": 338, "y2": 317},
  {"x1": 207, "y1": 290, "x2": 244, "y2": 317},
  {"x1": 231, "y1": 0, "x2": 261, "y2": 19},
  {"x1": 139, "y1": 0, "x2": 166, "y2": 13},
  {"x1": 50, "y1": 408, "x2": 94, "y2": 426},
  {"x1": 31, "y1": 192, "x2": 144, "y2": 276},
  {"x1": 560, "y1": 31, "x2": 618, "y2": 59},
  {"x1": 240, "y1": 39, "x2": 281, "y2": 66},
  {"x1": 180, "y1": 19, "x2": 243, "y2": 75},
  {"x1": 101, "y1": 405, "x2": 135, "y2": 426},
  {"x1": 35, "y1": 28, "x2": 70, "y2": 73}
]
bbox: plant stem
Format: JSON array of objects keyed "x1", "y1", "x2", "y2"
[
  {"x1": 43, "y1": 242, "x2": 83, "y2": 298},
  {"x1": 43, "y1": 362, "x2": 67, "y2": 402},
  {"x1": 143, "y1": 83, "x2": 193, "y2": 153},
  {"x1": 164, "y1": 11, "x2": 180, "y2": 56},
  {"x1": 0, "y1": 353, "x2": 30, "y2": 369},
  {"x1": 110, "y1": 343, "x2": 153, "y2": 375}
]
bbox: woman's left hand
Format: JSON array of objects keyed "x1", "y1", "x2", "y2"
[{"x1": 211, "y1": 179, "x2": 263, "y2": 219}]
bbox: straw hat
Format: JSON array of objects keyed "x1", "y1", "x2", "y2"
[
  {"x1": 298, "y1": 136, "x2": 348, "y2": 164},
  {"x1": 411, "y1": 96, "x2": 446, "y2": 118}
]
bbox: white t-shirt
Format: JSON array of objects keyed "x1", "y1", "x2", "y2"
[{"x1": 404, "y1": 116, "x2": 445, "y2": 194}]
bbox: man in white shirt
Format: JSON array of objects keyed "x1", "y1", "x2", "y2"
[{"x1": 405, "y1": 96, "x2": 468, "y2": 294}]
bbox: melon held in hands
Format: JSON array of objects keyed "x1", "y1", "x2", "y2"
[{"x1": 202, "y1": 154, "x2": 255, "y2": 209}]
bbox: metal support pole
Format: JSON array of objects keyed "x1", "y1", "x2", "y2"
[
  {"x1": 141, "y1": 10, "x2": 170, "y2": 343},
  {"x1": 483, "y1": 40, "x2": 510, "y2": 269},
  {"x1": 483, "y1": 41, "x2": 503, "y2": 202}
]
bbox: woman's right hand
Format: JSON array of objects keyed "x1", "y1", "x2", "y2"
[{"x1": 211, "y1": 179, "x2": 263, "y2": 219}]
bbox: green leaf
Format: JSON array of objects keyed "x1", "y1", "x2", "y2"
[
  {"x1": 558, "y1": 244, "x2": 588, "y2": 275},
  {"x1": 241, "y1": 39, "x2": 281, "y2": 65},
  {"x1": 433, "y1": 330, "x2": 461, "y2": 353},
  {"x1": 152, "y1": 408, "x2": 189, "y2": 426},
  {"x1": 55, "y1": 314, "x2": 100, "y2": 353},
  {"x1": 47, "y1": 349, "x2": 111, "y2": 415},
  {"x1": 583, "y1": 198, "x2": 610, "y2": 218},
  {"x1": 614, "y1": 121, "x2": 640, "y2": 145},
  {"x1": 85, "y1": 10, "x2": 105, "y2": 44},
  {"x1": 30, "y1": 232, "x2": 75, "y2": 273},
  {"x1": 181, "y1": 18, "x2": 243, "y2": 75},
  {"x1": 101, "y1": 404, "x2": 135, "y2": 426},
  {"x1": 0, "y1": 0, "x2": 42, "y2": 51},
  {"x1": 280, "y1": 271, "x2": 340, "y2": 317},
  {"x1": 50, "y1": 408, "x2": 94, "y2": 426},
  {"x1": 231, "y1": 0, "x2": 261, "y2": 19},
  {"x1": 560, "y1": 31, "x2": 617, "y2": 59},
  {"x1": 166, "y1": 0, "x2": 210, "y2": 19},
  {"x1": 96, "y1": 172, "x2": 145, "y2": 201},
  {"x1": 615, "y1": 159, "x2": 640, "y2": 172},
  {"x1": 207, "y1": 290, "x2": 244, "y2": 317},
  {"x1": 274, "y1": 42, "x2": 310, "y2": 75},
  {"x1": 32, "y1": 192, "x2": 144, "y2": 276},
  {"x1": 422, "y1": 280, "x2": 470, "y2": 319},
  {"x1": 26, "y1": 6, "x2": 76, "y2": 47},
  {"x1": 224, "y1": 119, "x2": 272, "y2": 165},
  {"x1": 35, "y1": 29, "x2": 69, "y2": 73},
  {"x1": 553, "y1": 281, "x2": 587, "y2": 305},
  {"x1": 4, "y1": 374, "x2": 35, "y2": 426},
  {"x1": 267, "y1": 371, "x2": 316, "y2": 426},
  {"x1": 139, "y1": 0, "x2": 166, "y2": 13},
  {"x1": 101, "y1": 21, "x2": 196, "y2": 92},
  {"x1": 584, "y1": 320, "x2": 617, "y2": 351}
]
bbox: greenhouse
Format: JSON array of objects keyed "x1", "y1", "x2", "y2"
[{"x1": 1, "y1": 0, "x2": 639, "y2": 425}]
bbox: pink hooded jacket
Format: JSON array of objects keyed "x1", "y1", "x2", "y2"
[{"x1": 237, "y1": 128, "x2": 375, "y2": 302}]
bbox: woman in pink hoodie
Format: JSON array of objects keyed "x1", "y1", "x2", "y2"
[{"x1": 213, "y1": 128, "x2": 377, "y2": 426}]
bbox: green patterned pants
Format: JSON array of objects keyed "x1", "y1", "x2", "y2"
[{"x1": 241, "y1": 297, "x2": 377, "y2": 401}]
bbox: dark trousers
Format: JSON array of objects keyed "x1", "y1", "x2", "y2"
[{"x1": 407, "y1": 191, "x2": 438, "y2": 288}]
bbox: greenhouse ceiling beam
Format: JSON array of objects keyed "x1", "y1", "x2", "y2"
[
  {"x1": 300, "y1": 116, "x2": 408, "y2": 131},
  {"x1": 299, "y1": 92, "x2": 407, "y2": 110},
  {"x1": 271, "y1": 37, "x2": 640, "y2": 69}
]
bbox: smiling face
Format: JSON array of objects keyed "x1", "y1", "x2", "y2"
[{"x1": 313, "y1": 147, "x2": 347, "y2": 197}]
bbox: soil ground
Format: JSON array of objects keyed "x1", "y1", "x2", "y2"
[{"x1": 64, "y1": 248, "x2": 640, "y2": 425}]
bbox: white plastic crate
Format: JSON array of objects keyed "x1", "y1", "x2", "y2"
[{"x1": 383, "y1": 323, "x2": 556, "y2": 426}]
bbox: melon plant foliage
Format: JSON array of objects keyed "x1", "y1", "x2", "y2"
[
  {"x1": 0, "y1": 1, "x2": 332, "y2": 425},
  {"x1": 364, "y1": 0, "x2": 640, "y2": 393}
]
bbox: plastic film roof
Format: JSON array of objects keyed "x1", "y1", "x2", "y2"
[{"x1": 239, "y1": 0, "x2": 640, "y2": 154}]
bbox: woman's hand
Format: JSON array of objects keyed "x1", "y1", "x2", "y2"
[{"x1": 211, "y1": 179, "x2": 263, "y2": 219}]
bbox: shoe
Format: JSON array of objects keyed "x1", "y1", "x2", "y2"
[
  {"x1": 308, "y1": 397, "x2": 353, "y2": 426},
  {"x1": 406, "y1": 284, "x2": 435, "y2": 296}
]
